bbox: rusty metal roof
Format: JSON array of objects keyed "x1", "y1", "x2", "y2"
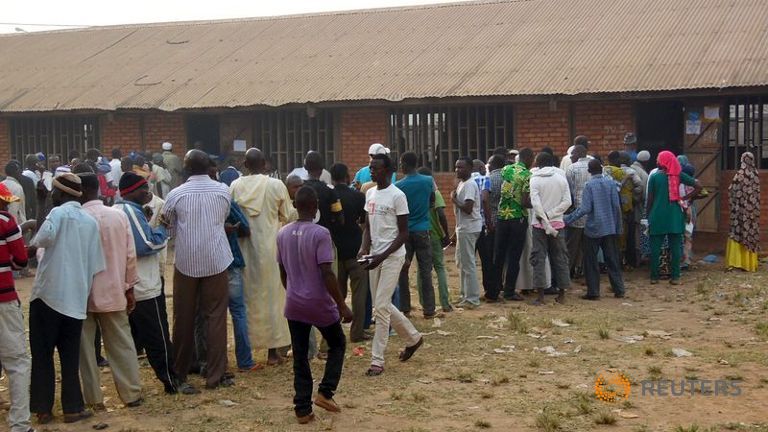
[{"x1": 1, "y1": 0, "x2": 767, "y2": 112}]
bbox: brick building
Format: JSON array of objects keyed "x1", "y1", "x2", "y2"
[{"x1": 1, "y1": 0, "x2": 767, "y2": 243}]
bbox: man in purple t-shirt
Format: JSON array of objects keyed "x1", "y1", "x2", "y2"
[{"x1": 277, "y1": 186, "x2": 352, "y2": 425}]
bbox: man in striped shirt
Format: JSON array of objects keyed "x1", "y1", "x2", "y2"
[
  {"x1": 0, "y1": 183, "x2": 32, "y2": 432},
  {"x1": 162, "y1": 150, "x2": 234, "y2": 390}
]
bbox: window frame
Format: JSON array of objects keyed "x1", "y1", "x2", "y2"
[
  {"x1": 388, "y1": 104, "x2": 514, "y2": 172},
  {"x1": 723, "y1": 98, "x2": 768, "y2": 170},
  {"x1": 9, "y1": 116, "x2": 101, "y2": 162}
]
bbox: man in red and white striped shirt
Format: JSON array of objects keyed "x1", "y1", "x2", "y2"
[{"x1": 0, "y1": 183, "x2": 33, "y2": 432}]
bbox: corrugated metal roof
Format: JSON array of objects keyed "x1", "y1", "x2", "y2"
[{"x1": 1, "y1": 0, "x2": 767, "y2": 112}]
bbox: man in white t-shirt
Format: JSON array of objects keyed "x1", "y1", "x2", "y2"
[
  {"x1": 359, "y1": 154, "x2": 422, "y2": 377},
  {"x1": 451, "y1": 157, "x2": 483, "y2": 308}
]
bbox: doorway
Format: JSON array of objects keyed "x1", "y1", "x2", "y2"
[
  {"x1": 636, "y1": 101, "x2": 684, "y2": 165},
  {"x1": 186, "y1": 115, "x2": 220, "y2": 156}
]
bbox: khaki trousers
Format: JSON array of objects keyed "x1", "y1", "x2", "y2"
[{"x1": 79, "y1": 311, "x2": 142, "y2": 405}]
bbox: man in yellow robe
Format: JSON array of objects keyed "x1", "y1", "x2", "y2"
[{"x1": 230, "y1": 148, "x2": 295, "y2": 365}]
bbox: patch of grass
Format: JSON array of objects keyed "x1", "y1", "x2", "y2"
[
  {"x1": 755, "y1": 322, "x2": 768, "y2": 340},
  {"x1": 507, "y1": 311, "x2": 529, "y2": 334},
  {"x1": 622, "y1": 400, "x2": 634, "y2": 409},
  {"x1": 390, "y1": 391, "x2": 403, "y2": 401},
  {"x1": 647, "y1": 365, "x2": 663, "y2": 379},
  {"x1": 535, "y1": 408, "x2": 561, "y2": 432},
  {"x1": 564, "y1": 317, "x2": 576, "y2": 325},
  {"x1": 556, "y1": 382, "x2": 570, "y2": 390},
  {"x1": 528, "y1": 358, "x2": 541, "y2": 368},
  {"x1": 456, "y1": 371, "x2": 475, "y2": 383},
  {"x1": 575, "y1": 399, "x2": 592, "y2": 415},
  {"x1": 411, "y1": 391, "x2": 428, "y2": 403},
  {"x1": 491, "y1": 375, "x2": 509, "y2": 386},
  {"x1": 593, "y1": 410, "x2": 617, "y2": 425},
  {"x1": 479, "y1": 391, "x2": 493, "y2": 399},
  {"x1": 598, "y1": 327, "x2": 610, "y2": 340},
  {"x1": 644, "y1": 347, "x2": 655, "y2": 357},
  {"x1": 475, "y1": 419, "x2": 492, "y2": 429},
  {"x1": 633, "y1": 425, "x2": 650, "y2": 432},
  {"x1": 724, "y1": 374, "x2": 744, "y2": 381},
  {"x1": 673, "y1": 425, "x2": 700, "y2": 432},
  {"x1": 685, "y1": 374, "x2": 699, "y2": 380}
]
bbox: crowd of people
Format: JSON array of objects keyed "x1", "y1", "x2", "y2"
[{"x1": 0, "y1": 133, "x2": 760, "y2": 430}]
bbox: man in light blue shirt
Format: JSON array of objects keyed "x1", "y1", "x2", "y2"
[
  {"x1": 28, "y1": 172, "x2": 105, "y2": 424},
  {"x1": 352, "y1": 143, "x2": 396, "y2": 189},
  {"x1": 564, "y1": 160, "x2": 625, "y2": 300},
  {"x1": 394, "y1": 152, "x2": 437, "y2": 318}
]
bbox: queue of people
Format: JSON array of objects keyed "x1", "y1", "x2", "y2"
[{"x1": 0, "y1": 134, "x2": 759, "y2": 430}]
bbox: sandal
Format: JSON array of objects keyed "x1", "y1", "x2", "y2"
[
  {"x1": 399, "y1": 337, "x2": 424, "y2": 362},
  {"x1": 365, "y1": 365, "x2": 384, "y2": 376}
]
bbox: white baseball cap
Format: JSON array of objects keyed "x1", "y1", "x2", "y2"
[
  {"x1": 637, "y1": 150, "x2": 651, "y2": 162},
  {"x1": 368, "y1": 143, "x2": 390, "y2": 155},
  {"x1": 162, "y1": 142, "x2": 172, "y2": 151}
]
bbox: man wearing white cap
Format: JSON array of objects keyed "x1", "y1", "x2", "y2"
[
  {"x1": 287, "y1": 153, "x2": 333, "y2": 185},
  {"x1": 352, "y1": 144, "x2": 397, "y2": 190},
  {"x1": 161, "y1": 142, "x2": 183, "y2": 189},
  {"x1": 632, "y1": 150, "x2": 651, "y2": 262}
]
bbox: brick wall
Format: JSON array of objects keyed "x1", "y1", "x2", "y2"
[
  {"x1": 101, "y1": 114, "x2": 142, "y2": 157},
  {"x1": 144, "y1": 113, "x2": 186, "y2": 157},
  {"x1": 0, "y1": 118, "x2": 10, "y2": 165},
  {"x1": 101, "y1": 112, "x2": 186, "y2": 158},
  {"x1": 339, "y1": 108, "x2": 388, "y2": 172},
  {"x1": 573, "y1": 101, "x2": 635, "y2": 157},
  {"x1": 514, "y1": 102, "x2": 570, "y2": 154}
]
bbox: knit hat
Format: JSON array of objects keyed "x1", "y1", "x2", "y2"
[
  {"x1": 119, "y1": 172, "x2": 148, "y2": 195},
  {"x1": 637, "y1": 150, "x2": 651, "y2": 162},
  {"x1": 53, "y1": 173, "x2": 83, "y2": 197},
  {"x1": 162, "y1": 142, "x2": 173, "y2": 151},
  {"x1": 0, "y1": 183, "x2": 20, "y2": 203}
]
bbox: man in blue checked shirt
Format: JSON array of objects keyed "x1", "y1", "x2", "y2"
[{"x1": 564, "y1": 159, "x2": 625, "y2": 300}]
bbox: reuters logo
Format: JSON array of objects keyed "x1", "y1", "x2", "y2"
[{"x1": 594, "y1": 371, "x2": 631, "y2": 403}]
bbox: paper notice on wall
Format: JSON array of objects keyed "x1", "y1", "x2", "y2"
[
  {"x1": 704, "y1": 105, "x2": 720, "y2": 121},
  {"x1": 233, "y1": 139, "x2": 247, "y2": 152},
  {"x1": 685, "y1": 120, "x2": 701, "y2": 135}
]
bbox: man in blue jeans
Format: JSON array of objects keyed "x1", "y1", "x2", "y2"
[
  {"x1": 395, "y1": 152, "x2": 438, "y2": 319},
  {"x1": 218, "y1": 165, "x2": 259, "y2": 371},
  {"x1": 564, "y1": 159, "x2": 625, "y2": 300}
]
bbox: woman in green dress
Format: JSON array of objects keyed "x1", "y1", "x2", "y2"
[{"x1": 646, "y1": 151, "x2": 702, "y2": 284}]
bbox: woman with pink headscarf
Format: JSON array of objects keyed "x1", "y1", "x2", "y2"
[{"x1": 645, "y1": 151, "x2": 702, "y2": 284}]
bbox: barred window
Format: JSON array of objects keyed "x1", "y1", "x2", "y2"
[
  {"x1": 253, "y1": 109, "x2": 336, "y2": 176},
  {"x1": 724, "y1": 99, "x2": 768, "y2": 169},
  {"x1": 10, "y1": 116, "x2": 101, "y2": 162},
  {"x1": 388, "y1": 104, "x2": 514, "y2": 172}
]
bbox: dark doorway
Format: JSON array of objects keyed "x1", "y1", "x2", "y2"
[
  {"x1": 186, "y1": 115, "x2": 220, "y2": 156},
  {"x1": 636, "y1": 101, "x2": 684, "y2": 165}
]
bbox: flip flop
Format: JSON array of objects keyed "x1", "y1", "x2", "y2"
[
  {"x1": 365, "y1": 365, "x2": 384, "y2": 376},
  {"x1": 399, "y1": 337, "x2": 424, "y2": 362}
]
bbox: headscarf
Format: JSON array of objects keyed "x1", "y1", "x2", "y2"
[
  {"x1": 728, "y1": 152, "x2": 760, "y2": 252},
  {"x1": 656, "y1": 151, "x2": 682, "y2": 202}
]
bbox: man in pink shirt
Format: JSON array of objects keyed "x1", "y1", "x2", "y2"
[{"x1": 76, "y1": 171, "x2": 142, "y2": 409}]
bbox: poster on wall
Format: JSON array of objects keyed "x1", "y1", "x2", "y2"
[
  {"x1": 233, "y1": 139, "x2": 247, "y2": 152},
  {"x1": 704, "y1": 105, "x2": 720, "y2": 121},
  {"x1": 685, "y1": 111, "x2": 701, "y2": 135}
]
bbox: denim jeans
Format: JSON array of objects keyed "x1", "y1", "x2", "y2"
[
  {"x1": 417, "y1": 235, "x2": 451, "y2": 309},
  {"x1": 584, "y1": 235, "x2": 625, "y2": 297},
  {"x1": 228, "y1": 267, "x2": 254, "y2": 369},
  {"x1": 456, "y1": 231, "x2": 481, "y2": 305},
  {"x1": 288, "y1": 319, "x2": 346, "y2": 417},
  {"x1": 398, "y1": 231, "x2": 436, "y2": 315}
]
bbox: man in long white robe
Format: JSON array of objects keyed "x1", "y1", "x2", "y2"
[{"x1": 230, "y1": 148, "x2": 295, "y2": 364}]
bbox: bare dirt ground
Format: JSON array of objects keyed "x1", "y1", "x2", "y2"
[{"x1": 5, "y1": 254, "x2": 768, "y2": 432}]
